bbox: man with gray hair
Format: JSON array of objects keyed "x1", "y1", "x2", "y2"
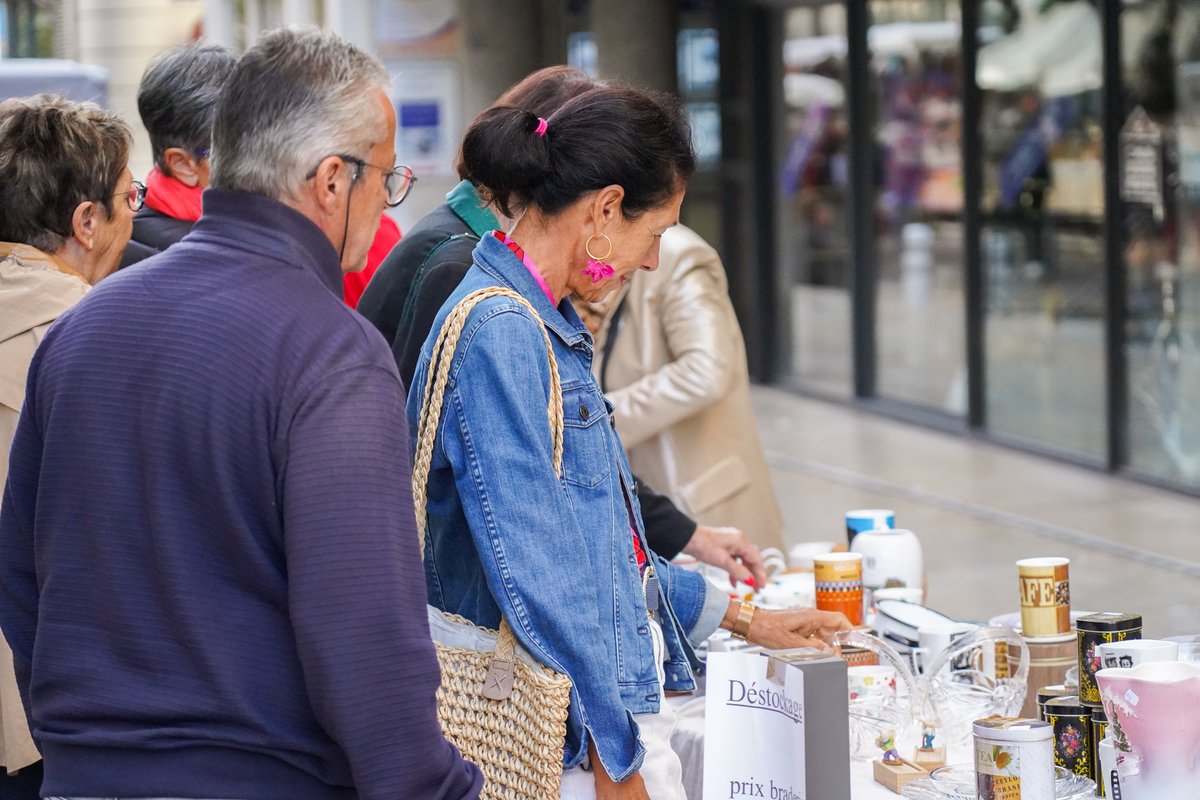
[
  {"x1": 120, "y1": 41, "x2": 235, "y2": 267},
  {"x1": 0, "y1": 27, "x2": 481, "y2": 800}
]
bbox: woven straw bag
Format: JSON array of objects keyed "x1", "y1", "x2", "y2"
[{"x1": 412, "y1": 287, "x2": 574, "y2": 800}]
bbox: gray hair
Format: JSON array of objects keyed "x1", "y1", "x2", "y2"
[
  {"x1": 0, "y1": 94, "x2": 131, "y2": 253},
  {"x1": 210, "y1": 26, "x2": 390, "y2": 201}
]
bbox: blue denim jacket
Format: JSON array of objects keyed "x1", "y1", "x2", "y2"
[{"x1": 407, "y1": 233, "x2": 729, "y2": 781}]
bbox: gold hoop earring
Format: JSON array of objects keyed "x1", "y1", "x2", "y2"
[{"x1": 585, "y1": 233, "x2": 613, "y2": 262}]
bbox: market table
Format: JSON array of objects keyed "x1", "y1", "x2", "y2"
[{"x1": 669, "y1": 693, "x2": 972, "y2": 799}]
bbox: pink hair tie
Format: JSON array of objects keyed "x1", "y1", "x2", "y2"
[{"x1": 535, "y1": 117, "x2": 549, "y2": 137}]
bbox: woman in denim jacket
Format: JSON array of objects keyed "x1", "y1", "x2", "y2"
[{"x1": 408, "y1": 85, "x2": 850, "y2": 800}]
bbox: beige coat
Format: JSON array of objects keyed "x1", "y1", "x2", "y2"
[
  {"x1": 0, "y1": 242, "x2": 89, "y2": 772},
  {"x1": 592, "y1": 225, "x2": 784, "y2": 550}
]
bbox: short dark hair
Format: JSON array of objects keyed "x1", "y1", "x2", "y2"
[
  {"x1": 138, "y1": 42, "x2": 236, "y2": 172},
  {"x1": 455, "y1": 66, "x2": 599, "y2": 181},
  {"x1": 459, "y1": 85, "x2": 695, "y2": 220},
  {"x1": 0, "y1": 94, "x2": 131, "y2": 253}
]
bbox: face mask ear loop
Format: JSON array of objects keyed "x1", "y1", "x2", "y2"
[{"x1": 506, "y1": 206, "x2": 528, "y2": 238}]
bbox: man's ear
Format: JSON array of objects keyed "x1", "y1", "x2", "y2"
[
  {"x1": 70, "y1": 200, "x2": 102, "y2": 251},
  {"x1": 308, "y1": 155, "x2": 353, "y2": 217},
  {"x1": 163, "y1": 147, "x2": 202, "y2": 187}
]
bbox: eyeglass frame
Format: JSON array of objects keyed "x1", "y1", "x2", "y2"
[
  {"x1": 114, "y1": 180, "x2": 147, "y2": 212},
  {"x1": 305, "y1": 153, "x2": 417, "y2": 207}
]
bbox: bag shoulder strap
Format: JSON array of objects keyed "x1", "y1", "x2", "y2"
[{"x1": 411, "y1": 286, "x2": 564, "y2": 698}]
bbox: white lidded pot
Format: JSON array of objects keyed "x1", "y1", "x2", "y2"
[{"x1": 849, "y1": 527, "x2": 923, "y2": 591}]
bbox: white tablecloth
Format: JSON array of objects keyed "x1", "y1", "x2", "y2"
[{"x1": 669, "y1": 694, "x2": 971, "y2": 799}]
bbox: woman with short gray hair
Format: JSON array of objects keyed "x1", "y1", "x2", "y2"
[{"x1": 0, "y1": 92, "x2": 135, "y2": 796}]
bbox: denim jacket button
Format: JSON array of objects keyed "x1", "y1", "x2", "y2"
[
  {"x1": 579, "y1": 404, "x2": 590, "y2": 421},
  {"x1": 637, "y1": 625, "x2": 648, "y2": 635}
]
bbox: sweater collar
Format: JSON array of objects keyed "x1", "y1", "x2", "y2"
[
  {"x1": 191, "y1": 188, "x2": 343, "y2": 296},
  {"x1": 472, "y1": 233, "x2": 590, "y2": 348},
  {"x1": 446, "y1": 180, "x2": 498, "y2": 238}
]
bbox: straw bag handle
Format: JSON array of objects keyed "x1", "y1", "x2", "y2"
[{"x1": 412, "y1": 286, "x2": 564, "y2": 699}]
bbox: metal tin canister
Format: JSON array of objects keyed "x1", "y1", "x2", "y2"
[
  {"x1": 1090, "y1": 704, "x2": 1109, "y2": 794},
  {"x1": 973, "y1": 716, "x2": 1055, "y2": 800},
  {"x1": 1036, "y1": 684, "x2": 1071, "y2": 721},
  {"x1": 1076, "y1": 612, "x2": 1142, "y2": 704},
  {"x1": 1043, "y1": 696, "x2": 1092, "y2": 778}
]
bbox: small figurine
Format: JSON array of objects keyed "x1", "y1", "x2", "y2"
[
  {"x1": 913, "y1": 719, "x2": 947, "y2": 770},
  {"x1": 920, "y1": 723, "x2": 936, "y2": 751},
  {"x1": 872, "y1": 728, "x2": 928, "y2": 791},
  {"x1": 876, "y1": 729, "x2": 902, "y2": 764}
]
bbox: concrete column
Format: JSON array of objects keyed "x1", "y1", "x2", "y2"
[
  {"x1": 457, "y1": 0, "x2": 541, "y2": 121},
  {"x1": 77, "y1": 0, "x2": 206, "y2": 176},
  {"x1": 323, "y1": 0, "x2": 371, "y2": 52},
  {"x1": 591, "y1": 0, "x2": 676, "y2": 92},
  {"x1": 204, "y1": 0, "x2": 237, "y2": 48}
]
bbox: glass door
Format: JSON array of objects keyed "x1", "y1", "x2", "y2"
[
  {"x1": 976, "y1": 0, "x2": 1107, "y2": 459},
  {"x1": 869, "y1": 0, "x2": 968, "y2": 414},
  {"x1": 775, "y1": 1, "x2": 855, "y2": 397}
]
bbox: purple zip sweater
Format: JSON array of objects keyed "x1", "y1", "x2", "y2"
[{"x1": 0, "y1": 189, "x2": 482, "y2": 799}]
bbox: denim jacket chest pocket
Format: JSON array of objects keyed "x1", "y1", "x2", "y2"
[{"x1": 558, "y1": 382, "x2": 612, "y2": 488}]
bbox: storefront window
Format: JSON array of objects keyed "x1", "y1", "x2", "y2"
[
  {"x1": 869, "y1": 1, "x2": 967, "y2": 413},
  {"x1": 977, "y1": 0, "x2": 1106, "y2": 459},
  {"x1": 777, "y1": 3, "x2": 854, "y2": 396},
  {"x1": 1121, "y1": 0, "x2": 1200, "y2": 487}
]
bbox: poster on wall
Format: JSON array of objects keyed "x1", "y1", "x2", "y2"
[
  {"x1": 1120, "y1": 106, "x2": 1164, "y2": 221},
  {"x1": 704, "y1": 652, "x2": 806, "y2": 800},
  {"x1": 388, "y1": 59, "x2": 461, "y2": 179}
]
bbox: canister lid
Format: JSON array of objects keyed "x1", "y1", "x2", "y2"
[
  {"x1": 1036, "y1": 684, "x2": 1070, "y2": 705},
  {"x1": 1044, "y1": 695, "x2": 1089, "y2": 716},
  {"x1": 1091, "y1": 705, "x2": 1109, "y2": 723},
  {"x1": 973, "y1": 716, "x2": 1053, "y2": 741},
  {"x1": 1076, "y1": 612, "x2": 1142, "y2": 632}
]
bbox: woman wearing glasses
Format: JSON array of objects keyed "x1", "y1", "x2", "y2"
[
  {"x1": 0, "y1": 94, "x2": 135, "y2": 797},
  {"x1": 410, "y1": 85, "x2": 849, "y2": 799}
]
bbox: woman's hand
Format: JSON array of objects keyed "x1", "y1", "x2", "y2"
[
  {"x1": 589, "y1": 740, "x2": 651, "y2": 799},
  {"x1": 722, "y1": 601, "x2": 852, "y2": 652}
]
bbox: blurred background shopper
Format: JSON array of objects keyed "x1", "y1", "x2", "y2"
[{"x1": 0, "y1": 93, "x2": 135, "y2": 798}]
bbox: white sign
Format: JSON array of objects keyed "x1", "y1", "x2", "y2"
[{"x1": 704, "y1": 652, "x2": 807, "y2": 800}]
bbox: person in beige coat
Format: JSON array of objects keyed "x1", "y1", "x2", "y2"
[
  {"x1": 0, "y1": 95, "x2": 135, "y2": 787},
  {"x1": 590, "y1": 224, "x2": 785, "y2": 552}
]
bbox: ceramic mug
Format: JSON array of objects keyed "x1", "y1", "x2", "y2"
[
  {"x1": 757, "y1": 572, "x2": 816, "y2": 609},
  {"x1": 1098, "y1": 639, "x2": 1178, "y2": 670},
  {"x1": 1016, "y1": 557, "x2": 1071, "y2": 637},
  {"x1": 845, "y1": 508, "x2": 894, "y2": 545},
  {"x1": 813, "y1": 552, "x2": 863, "y2": 625},
  {"x1": 910, "y1": 621, "x2": 978, "y2": 675},
  {"x1": 1097, "y1": 735, "x2": 1120, "y2": 799},
  {"x1": 1163, "y1": 634, "x2": 1200, "y2": 664},
  {"x1": 787, "y1": 541, "x2": 836, "y2": 570},
  {"x1": 847, "y1": 664, "x2": 897, "y2": 702},
  {"x1": 1097, "y1": 661, "x2": 1200, "y2": 799},
  {"x1": 758, "y1": 548, "x2": 787, "y2": 581}
]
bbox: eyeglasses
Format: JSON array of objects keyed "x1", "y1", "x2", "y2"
[
  {"x1": 114, "y1": 180, "x2": 146, "y2": 212},
  {"x1": 306, "y1": 154, "x2": 417, "y2": 207}
]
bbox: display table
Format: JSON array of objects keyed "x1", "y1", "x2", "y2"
[{"x1": 670, "y1": 694, "x2": 971, "y2": 799}]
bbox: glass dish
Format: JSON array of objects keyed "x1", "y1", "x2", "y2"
[{"x1": 900, "y1": 764, "x2": 1095, "y2": 799}]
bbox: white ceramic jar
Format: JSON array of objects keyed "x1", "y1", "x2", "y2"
[{"x1": 850, "y1": 527, "x2": 923, "y2": 591}]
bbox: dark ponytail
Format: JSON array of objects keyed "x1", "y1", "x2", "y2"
[
  {"x1": 458, "y1": 85, "x2": 695, "y2": 221},
  {"x1": 458, "y1": 106, "x2": 552, "y2": 219}
]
